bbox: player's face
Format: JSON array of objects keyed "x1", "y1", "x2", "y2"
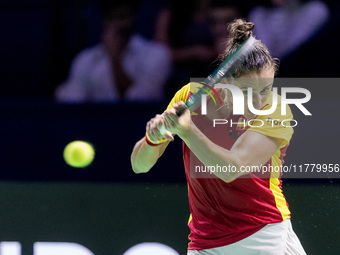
[{"x1": 232, "y1": 67, "x2": 275, "y2": 119}]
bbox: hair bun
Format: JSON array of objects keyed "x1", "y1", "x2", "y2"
[{"x1": 229, "y1": 19, "x2": 255, "y2": 45}]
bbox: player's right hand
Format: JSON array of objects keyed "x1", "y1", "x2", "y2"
[{"x1": 146, "y1": 114, "x2": 174, "y2": 143}]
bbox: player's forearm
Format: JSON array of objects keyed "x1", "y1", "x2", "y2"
[
  {"x1": 180, "y1": 123, "x2": 241, "y2": 182},
  {"x1": 131, "y1": 137, "x2": 168, "y2": 174},
  {"x1": 165, "y1": 104, "x2": 240, "y2": 182}
]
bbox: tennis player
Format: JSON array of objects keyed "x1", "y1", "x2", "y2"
[{"x1": 131, "y1": 19, "x2": 306, "y2": 255}]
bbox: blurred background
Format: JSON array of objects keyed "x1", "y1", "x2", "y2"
[{"x1": 0, "y1": 0, "x2": 339, "y2": 254}]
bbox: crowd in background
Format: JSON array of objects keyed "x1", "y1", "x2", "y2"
[{"x1": 0, "y1": 0, "x2": 338, "y2": 101}]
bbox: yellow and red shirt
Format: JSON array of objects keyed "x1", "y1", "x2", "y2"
[{"x1": 166, "y1": 84, "x2": 294, "y2": 250}]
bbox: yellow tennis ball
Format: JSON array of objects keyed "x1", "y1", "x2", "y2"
[{"x1": 63, "y1": 141, "x2": 95, "y2": 168}]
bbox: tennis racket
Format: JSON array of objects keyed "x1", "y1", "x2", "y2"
[{"x1": 160, "y1": 36, "x2": 257, "y2": 135}]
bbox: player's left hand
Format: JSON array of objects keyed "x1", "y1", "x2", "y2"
[{"x1": 163, "y1": 101, "x2": 190, "y2": 139}]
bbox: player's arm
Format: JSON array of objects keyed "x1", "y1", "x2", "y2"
[
  {"x1": 164, "y1": 102, "x2": 280, "y2": 182},
  {"x1": 131, "y1": 114, "x2": 173, "y2": 174},
  {"x1": 188, "y1": 128, "x2": 280, "y2": 182},
  {"x1": 131, "y1": 84, "x2": 190, "y2": 173}
]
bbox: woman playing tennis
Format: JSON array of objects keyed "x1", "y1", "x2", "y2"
[{"x1": 131, "y1": 19, "x2": 306, "y2": 255}]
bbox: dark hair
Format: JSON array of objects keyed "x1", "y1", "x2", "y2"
[{"x1": 221, "y1": 19, "x2": 279, "y2": 77}]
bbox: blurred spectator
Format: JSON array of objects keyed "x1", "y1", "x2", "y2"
[
  {"x1": 208, "y1": 1, "x2": 242, "y2": 56},
  {"x1": 135, "y1": 0, "x2": 171, "y2": 44},
  {"x1": 164, "y1": 0, "x2": 214, "y2": 97},
  {"x1": 274, "y1": 0, "x2": 340, "y2": 77},
  {"x1": 248, "y1": 0, "x2": 330, "y2": 59},
  {"x1": 165, "y1": 0, "x2": 242, "y2": 97},
  {"x1": 55, "y1": 0, "x2": 172, "y2": 103}
]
